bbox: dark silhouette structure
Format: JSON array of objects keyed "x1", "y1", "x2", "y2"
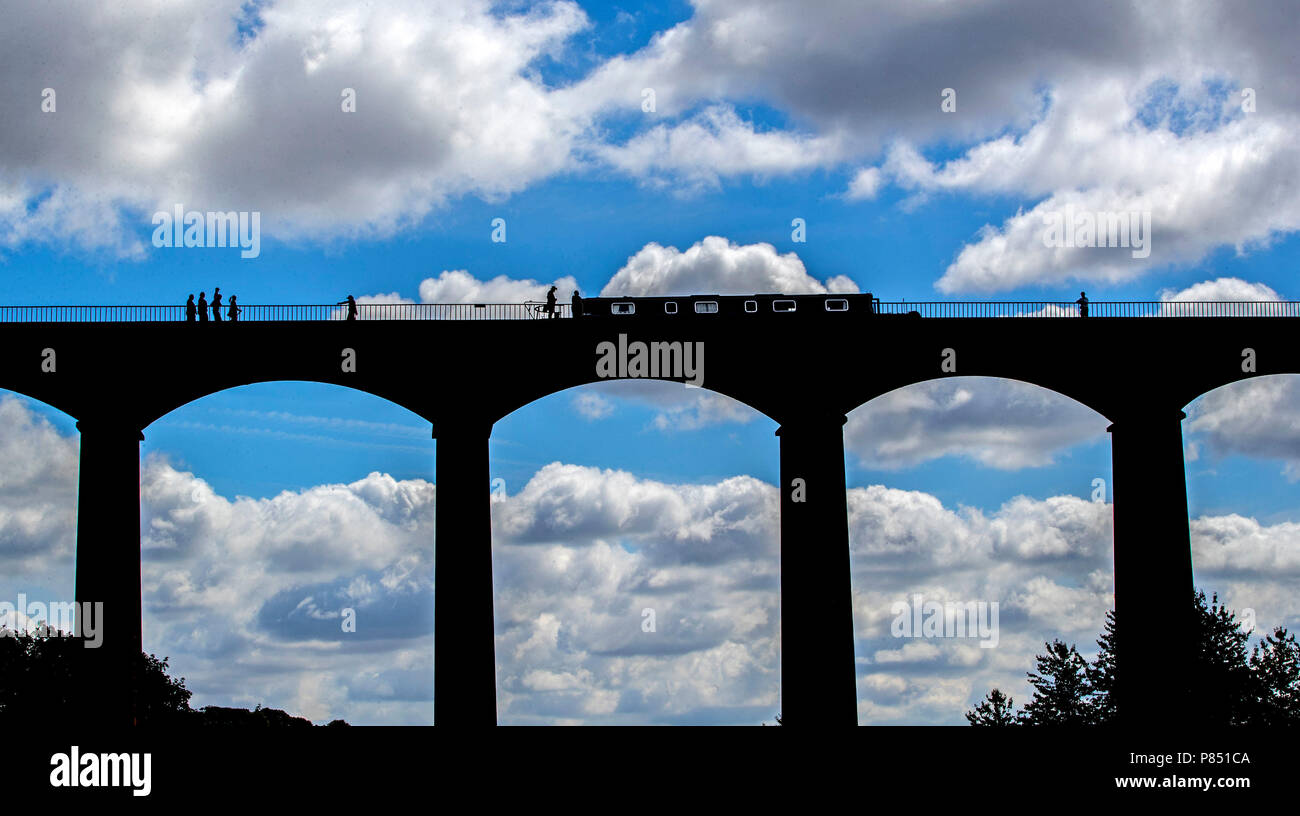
[{"x1": 0, "y1": 296, "x2": 1288, "y2": 727}]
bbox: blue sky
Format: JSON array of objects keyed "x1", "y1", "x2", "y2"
[{"x1": 3, "y1": 0, "x2": 1300, "y2": 725}]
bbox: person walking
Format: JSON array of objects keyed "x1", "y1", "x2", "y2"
[
  {"x1": 185, "y1": 294, "x2": 197, "y2": 322},
  {"x1": 212, "y1": 287, "x2": 223, "y2": 322},
  {"x1": 227, "y1": 295, "x2": 241, "y2": 322},
  {"x1": 545, "y1": 285, "x2": 557, "y2": 319},
  {"x1": 1076, "y1": 291, "x2": 1089, "y2": 317},
  {"x1": 198, "y1": 292, "x2": 209, "y2": 323}
]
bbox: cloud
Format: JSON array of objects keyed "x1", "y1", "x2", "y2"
[
  {"x1": 0, "y1": 397, "x2": 78, "y2": 574},
  {"x1": 844, "y1": 167, "x2": 883, "y2": 201},
  {"x1": 416, "y1": 270, "x2": 580, "y2": 305},
  {"x1": 1186, "y1": 376, "x2": 1300, "y2": 479},
  {"x1": 568, "y1": 379, "x2": 762, "y2": 433},
  {"x1": 913, "y1": 86, "x2": 1300, "y2": 292},
  {"x1": 572, "y1": 392, "x2": 615, "y2": 421},
  {"x1": 1159, "y1": 277, "x2": 1282, "y2": 302},
  {"x1": 592, "y1": 105, "x2": 847, "y2": 190},
  {"x1": 0, "y1": 0, "x2": 589, "y2": 250},
  {"x1": 846, "y1": 378, "x2": 1108, "y2": 470},
  {"x1": 601, "y1": 236, "x2": 858, "y2": 296}
]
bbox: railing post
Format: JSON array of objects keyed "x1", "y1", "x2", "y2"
[
  {"x1": 1107, "y1": 408, "x2": 1195, "y2": 726},
  {"x1": 777, "y1": 412, "x2": 858, "y2": 726},
  {"x1": 74, "y1": 418, "x2": 144, "y2": 727},
  {"x1": 432, "y1": 416, "x2": 498, "y2": 726}
]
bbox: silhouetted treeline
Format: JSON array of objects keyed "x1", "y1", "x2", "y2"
[
  {"x1": 968, "y1": 590, "x2": 1300, "y2": 726},
  {"x1": 0, "y1": 626, "x2": 348, "y2": 726}
]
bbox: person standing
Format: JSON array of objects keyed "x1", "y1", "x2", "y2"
[
  {"x1": 212, "y1": 287, "x2": 223, "y2": 322},
  {"x1": 1076, "y1": 291, "x2": 1089, "y2": 317},
  {"x1": 571, "y1": 289, "x2": 583, "y2": 318},
  {"x1": 337, "y1": 295, "x2": 358, "y2": 320},
  {"x1": 185, "y1": 294, "x2": 197, "y2": 322},
  {"x1": 198, "y1": 292, "x2": 209, "y2": 323},
  {"x1": 545, "y1": 285, "x2": 557, "y2": 319}
]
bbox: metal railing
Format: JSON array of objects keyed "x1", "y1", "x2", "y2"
[
  {"x1": 0, "y1": 303, "x2": 573, "y2": 322},
  {"x1": 0, "y1": 301, "x2": 1296, "y2": 323},
  {"x1": 872, "y1": 301, "x2": 1300, "y2": 318}
]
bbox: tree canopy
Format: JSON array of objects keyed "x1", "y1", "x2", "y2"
[{"x1": 968, "y1": 590, "x2": 1300, "y2": 726}]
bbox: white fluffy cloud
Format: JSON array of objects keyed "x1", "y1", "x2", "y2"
[
  {"x1": 601, "y1": 236, "x2": 857, "y2": 296},
  {"x1": 904, "y1": 84, "x2": 1300, "y2": 292},
  {"x1": 1159, "y1": 277, "x2": 1283, "y2": 303},
  {"x1": 591, "y1": 105, "x2": 848, "y2": 191},
  {"x1": 0, "y1": 0, "x2": 588, "y2": 251},
  {"x1": 416, "y1": 270, "x2": 580, "y2": 305}
]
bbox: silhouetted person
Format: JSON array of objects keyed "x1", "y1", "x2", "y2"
[
  {"x1": 1076, "y1": 291, "x2": 1089, "y2": 317},
  {"x1": 197, "y1": 292, "x2": 209, "y2": 323},
  {"x1": 545, "y1": 285, "x2": 557, "y2": 319},
  {"x1": 572, "y1": 290, "x2": 583, "y2": 318},
  {"x1": 337, "y1": 295, "x2": 358, "y2": 320},
  {"x1": 212, "y1": 288, "x2": 223, "y2": 322},
  {"x1": 185, "y1": 294, "x2": 196, "y2": 322},
  {"x1": 227, "y1": 295, "x2": 241, "y2": 322}
]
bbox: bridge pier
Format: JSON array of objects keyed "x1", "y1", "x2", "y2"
[
  {"x1": 1108, "y1": 409, "x2": 1195, "y2": 726},
  {"x1": 776, "y1": 414, "x2": 858, "y2": 726},
  {"x1": 432, "y1": 418, "x2": 498, "y2": 725},
  {"x1": 73, "y1": 419, "x2": 144, "y2": 727}
]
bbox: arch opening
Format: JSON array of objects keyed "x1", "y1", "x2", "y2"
[
  {"x1": 489, "y1": 378, "x2": 782, "y2": 725},
  {"x1": 845, "y1": 376, "x2": 1115, "y2": 725},
  {"x1": 1181, "y1": 375, "x2": 1300, "y2": 670},
  {"x1": 137, "y1": 380, "x2": 438, "y2": 725}
]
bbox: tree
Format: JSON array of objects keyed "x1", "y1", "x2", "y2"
[
  {"x1": 1189, "y1": 590, "x2": 1255, "y2": 726},
  {"x1": 1248, "y1": 627, "x2": 1300, "y2": 726},
  {"x1": 968, "y1": 588, "x2": 1300, "y2": 726},
  {"x1": 1086, "y1": 610, "x2": 1118, "y2": 724},
  {"x1": 1019, "y1": 640, "x2": 1097, "y2": 725},
  {"x1": 134, "y1": 652, "x2": 194, "y2": 723},
  {"x1": 0, "y1": 625, "x2": 345, "y2": 725},
  {"x1": 966, "y1": 688, "x2": 1018, "y2": 726}
]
